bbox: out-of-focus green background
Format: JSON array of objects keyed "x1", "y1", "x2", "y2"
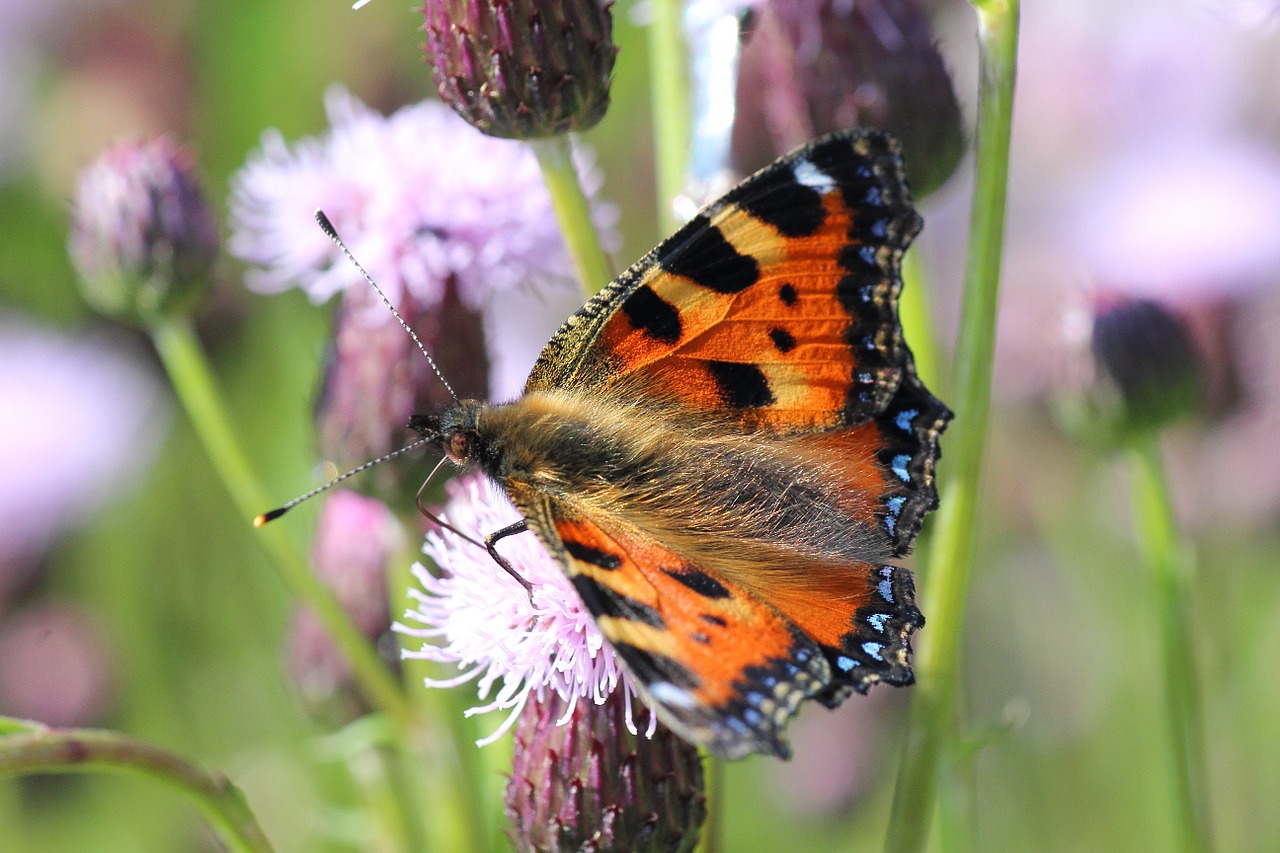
[{"x1": 2, "y1": 1, "x2": 1279, "y2": 851}]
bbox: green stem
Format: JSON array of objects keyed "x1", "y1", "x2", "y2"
[
  {"x1": 695, "y1": 753, "x2": 723, "y2": 853},
  {"x1": 148, "y1": 316, "x2": 413, "y2": 729},
  {"x1": 647, "y1": 0, "x2": 691, "y2": 236},
  {"x1": 530, "y1": 136, "x2": 614, "y2": 298},
  {"x1": 387, "y1": 554, "x2": 487, "y2": 852},
  {"x1": 884, "y1": 3, "x2": 1019, "y2": 851},
  {"x1": 1127, "y1": 438, "x2": 1213, "y2": 852},
  {"x1": 900, "y1": 248, "x2": 942, "y2": 397},
  {"x1": 0, "y1": 723, "x2": 273, "y2": 853}
]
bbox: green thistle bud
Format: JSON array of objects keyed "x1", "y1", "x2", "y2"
[
  {"x1": 67, "y1": 137, "x2": 218, "y2": 323},
  {"x1": 423, "y1": 0, "x2": 617, "y2": 139},
  {"x1": 1060, "y1": 296, "x2": 1207, "y2": 446},
  {"x1": 506, "y1": 690, "x2": 706, "y2": 853}
]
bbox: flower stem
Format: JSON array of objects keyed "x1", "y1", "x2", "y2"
[
  {"x1": 0, "y1": 721, "x2": 273, "y2": 853},
  {"x1": 1127, "y1": 437, "x2": 1213, "y2": 852},
  {"x1": 387, "y1": 555, "x2": 488, "y2": 853},
  {"x1": 884, "y1": 2, "x2": 1019, "y2": 851},
  {"x1": 148, "y1": 315, "x2": 413, "y2": 729},
  {"x1": 900, "y1": 247, "x2": 942, "y2": 396},
  {"x1": 647, "y1": 0, "x2": 691, "y2": 236},
  {"x1": 530, "y1": 136, "x2": 614, "y2": 298}
]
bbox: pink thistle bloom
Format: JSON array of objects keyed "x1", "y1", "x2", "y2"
[
  {"x1": 396, "y1": 475, "x2": 656, "y2": 747},
  {"x1": 228, "y1": 86, "x2": 616, "y2": 314}
]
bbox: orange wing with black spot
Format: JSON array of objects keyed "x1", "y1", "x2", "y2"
[
  {"x1": 528, "y1": 130, "x2": 931, "y2": 432},
  {"x1": 508, "y1": 483, "x2": 922, "y2": 760}
]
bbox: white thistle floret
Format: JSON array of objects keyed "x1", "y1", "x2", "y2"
[{"x1": 396, "y1": 476, "x2": 656, "y2": 746}]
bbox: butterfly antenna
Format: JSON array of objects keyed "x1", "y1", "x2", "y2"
[
  {"x1": 254, "y1": 437, "x2": 433, "y2": 526},
  {"x1": 314, "y1": 209, "x2": 460, "y2": 404}
]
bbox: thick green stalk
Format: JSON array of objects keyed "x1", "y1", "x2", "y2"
[
  {"x1": 884, "y1": 2, "x2": 1019, "y2": 851},
  {"x1": 647, "y1": 0, "x2": 691, "y2": 235},
  {"x1": 148, "y1": 316, "x2": 413, "y2": 729},
  {"x1": 530, "y1": 135, "x2": 614, "y2": 297},
  {"x1": 0, "y1": 722, "x2": 273, "y2": 853},
  {"x1": 1128, "y1": 438, "x2": 1213, "y2": 852}
]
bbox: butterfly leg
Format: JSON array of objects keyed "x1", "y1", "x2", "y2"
[{"x1": 485, "y1": 521, "x2": 535, "y2": 600}]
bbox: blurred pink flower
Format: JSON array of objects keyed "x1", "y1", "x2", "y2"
[
  {"x1": 289, "y1": 490, "x2": 405, "y2": 710},
  {"x1": 0, "y1": 602, "x2": 115, "y2": 727},
  {"x1": 0, "y1": 316, "x2": 167, "y2": 592},
  {"x1": 396, "y1": 475, "x2": 654, "y2": 747},
  {"x1": 228, "y1": 85, "x2": 617, "y2": 314},
  {"x1": 1195, "y1": 0, "x2": 1280, "y2": 30},
  {"x1": 1071, "y1": 136, "x2": 1280, "y2": 301}
]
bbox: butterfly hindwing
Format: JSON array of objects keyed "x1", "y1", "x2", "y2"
[{"x1": 506, "y1": 480, "x2": 924, "y2": 760}]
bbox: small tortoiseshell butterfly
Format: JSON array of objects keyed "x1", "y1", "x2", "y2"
[{"x1": 409, "y1": 129, "x2": 950, "y2": 760}]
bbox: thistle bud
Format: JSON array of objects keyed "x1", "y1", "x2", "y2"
[
  {"x1": 423, "y1": 0, "x2": 617, "y2": 138},
  {"x1": 506, "y1": 690, "x2": 706, "y2": 853},
  {"x1": 288, "y1": 491, "x2": 405, "y2": 715},
  {"x1": 733, "y1": 0, "x2": 964, "y2": 197},
  {"x1": 68, "y1": 137, "x2": 218, "y2": 322},
  {"x1": 1060, "y1": 295, "x2": 1207, "y2": 445}
]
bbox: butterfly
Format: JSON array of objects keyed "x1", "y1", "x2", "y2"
[{"x1": 409, "y1": 129, "x2": 948, "y2": 760}]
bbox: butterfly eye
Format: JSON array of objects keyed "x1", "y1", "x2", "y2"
[{"x1": 445, "y1": 431, "x2": 472, "y2": 464}]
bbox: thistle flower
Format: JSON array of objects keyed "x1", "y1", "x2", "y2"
[
  {"x1": 423, "y1": 0, "x2": 617, "y2": 138},
  {"x1": 731, "y1": 0, "x2": 964, "y2": 197},
  {"x1": 507, "y1": 689, "x2": 706, "y2": 853},
  {"x1": 1059, "y1": 295, "x2": 1206, "y2": 446},
  {"x1": 229, "y1": 86, "x2": 615, "y2": 464},
  {"x1": 396, "y1": 475, "x2": 655, "y2": 747},
  {"x1": 68, "y1": 136, "x2": 218, "y2": 322},
  {"x1": 229, "y1": 86, "x2": 613, "y2": 313}
]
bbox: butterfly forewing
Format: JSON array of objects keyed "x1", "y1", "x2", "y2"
[{"x1": 526, "y1": 131, "x2": 927, "y2": 432}]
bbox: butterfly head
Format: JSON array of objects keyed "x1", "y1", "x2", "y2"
[{"x1": 409, "y1": 402, "x2": 490, "y2": 467}]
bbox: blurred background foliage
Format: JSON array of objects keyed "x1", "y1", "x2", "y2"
[{"x1": 1, "y1": 0, "x2": 1279, "y2": 851}]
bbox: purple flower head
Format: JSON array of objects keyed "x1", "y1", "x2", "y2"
[
  {"x1": 397, "y1": 475, "x2": 656, "y2": 747},
  {"x1": 0, "y1": 316, "x2": 167, "y2": 595},
  {"x1": 423, "y1": 0, "x2": 617, "y2": 139},
  {"x1": 731, "y1": 0, "x2": 964, "y2": 197},
  {"x1": 68, "y1": 136, "x2": 218, "y2": 322},
  {"x1": 1058, "y1": 294, "x2": 1206, "y2": 446},
  {"x1": 228, "y1": 86, "x2": 616, "y2": 315}
]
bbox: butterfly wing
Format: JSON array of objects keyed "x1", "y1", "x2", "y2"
[
  {"x1": 528, "y1": 130, "x2": 934, "y2": 423},
  {"x1": 528, "y1": 128, "x2": 948, "y2": 553},
  {"x1": 501, "y1": 129, "x2": 948, "y2": 758},
  {"x1": 507, "y1": 480, "x2": 923, "y2": 760}
]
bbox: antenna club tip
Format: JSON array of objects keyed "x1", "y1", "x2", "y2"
[
  {"x1": 255, "y1": 507, "x2": 287, "y2": 527},
  {"x1": 315, "y1": 209, "x2": 337, "y2": 238}
]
